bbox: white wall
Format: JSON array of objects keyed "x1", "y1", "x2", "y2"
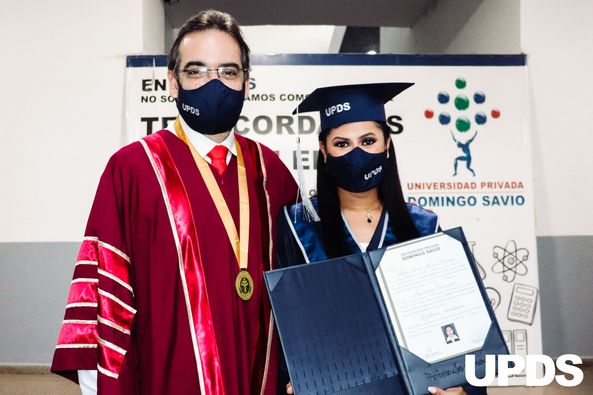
[
  {"x1": 0, "y1": 0, "x2": 164, "y2": 242},
  {"x1": 445, "y1": 0, "x2": 520, "y2": 54},
  {"x1": 521, "y1": 0, "x2": 593, "y2": 236},
  {"x1": 143, "y1": 0, "x2": 166, "y2": 53},
  {"x1": 380, "y1": 27, "x2": 415, "y2": 53},
  {"x1": 412, "y1": 0, "x2": 520, "y2": 54},
  {"x1": 167, "y1": 25, "x2": 345, "y2": 55},
  {"x1": 242, "y1": 26, "x2": 343, "y2": 54}
]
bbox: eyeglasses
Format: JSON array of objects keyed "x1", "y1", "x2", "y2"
[{"x1": 178, "y1": 66, "x2": 248, "y2": 81}]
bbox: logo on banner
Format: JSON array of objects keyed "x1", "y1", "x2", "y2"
[
  {"x1": 465, "y1": 354, "x2": 584, "y2": 387},
  {"x1": 424, "y1": 77, "x2": 501, "y2": 177}
]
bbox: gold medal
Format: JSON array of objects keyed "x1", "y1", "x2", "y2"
[{"x1": 235, "y1": 270, "x2": 254, "y2": 301}]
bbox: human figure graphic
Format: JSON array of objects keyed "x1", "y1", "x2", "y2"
[{"x1": 451, "y1": 130, "x2": 478, "y2": 176}]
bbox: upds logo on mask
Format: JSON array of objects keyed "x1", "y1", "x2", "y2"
[
  {"x1": 181, "y1": 104, "x2": 200, "y2": 116},
  {"x1": 325, "y1": 147, "x2": 387, "y2": 193},
  {"x1": 176, "y1": 79, "x2": 245, "y2": 135}
]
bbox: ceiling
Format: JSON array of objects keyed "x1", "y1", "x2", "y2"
[{"x1": 164, "y1": 0, "x2": 437, "y2": 28}]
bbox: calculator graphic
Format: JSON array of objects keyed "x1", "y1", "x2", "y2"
[{"x1": 507, "y1": 283, "x2": 538, "y2": 325}]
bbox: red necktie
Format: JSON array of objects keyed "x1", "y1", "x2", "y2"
[{"x1": 208, "y1": 145, "x2": 228, "y2": 176}]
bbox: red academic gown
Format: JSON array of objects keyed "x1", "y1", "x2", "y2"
[{"x1": 51, "y1": 129, "x2": 298, "y2": 395}]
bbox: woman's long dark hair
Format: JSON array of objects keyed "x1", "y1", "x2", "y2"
[{"x1": 317, "y1": 122, "x2": 420, "y2": 258}]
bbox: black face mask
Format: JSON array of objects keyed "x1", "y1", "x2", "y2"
[
  {"x1": 325, "y1": 147, "x2": 388, "y2": 193},
  {"x1": 176, "y1": 79, "x2": 245, "y2": 135}
]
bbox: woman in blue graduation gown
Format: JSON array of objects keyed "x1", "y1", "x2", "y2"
[{"x1": 276, "y1": 83, "x2": 486, "y2": 395}]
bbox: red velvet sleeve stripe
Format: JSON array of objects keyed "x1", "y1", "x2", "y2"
[
  {"x1": 97, "y1": 337, "x2": 127, "y2": 379},
  {"x1": 95, "y1": 238, "x2": 135, "y2": 380},
  {"x1": 78, "y1": 237, "x2": 99, "y2": 261},
  {"x1": 98, "y1": 289, "x2": 136, "y2": 325},
  {"x1": 64, "y1": 306, "x2": 97, "y2": 321},
  {"x1": 58, "y1": 244, "x2": 100, "y2": 346},
  {"x1": 65, "y1": 281, "x2": 98, "y2": 305},
  {"x1": 57, "y1": 320, "x2": 98, "y2": 346},
  {"x1": 98, "y1": 269, "x2": 133, "y2": 294},
  {"x1": 96, "y1": 240, "x2": 131, "y2": 285},
  {"x1": 53, "y1": 237, "x2": 136, "y2": 382},
  {"x1": 98, "y1": 315, "x2": 131, "y2": 335}
]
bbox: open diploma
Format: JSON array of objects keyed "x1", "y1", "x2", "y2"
[
  {"x1": 265, "y1": 228, "x2": 507, "y2": 395},
  {"x1": 377, "y1": 233, "x2": 492, "y2": 364}
]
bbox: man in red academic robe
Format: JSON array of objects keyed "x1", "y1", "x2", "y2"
[{"x1": 51, "y1": 9, "x2": 297, "y2": 395}]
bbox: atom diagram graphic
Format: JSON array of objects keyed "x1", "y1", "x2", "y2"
[{"x1": 491, "y1": 240, "x2": 529, "y2": 282}]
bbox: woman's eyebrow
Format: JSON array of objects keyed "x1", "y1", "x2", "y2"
[
  {"x1": 331, "y1": 136, "x2": 351, "y2": 142},
  {"x1": 357, "y1": 132, "x2": 376, "y2": 140}
]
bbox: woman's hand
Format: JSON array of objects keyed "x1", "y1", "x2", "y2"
[
  {"x1": 428, "y1": 386, "x2": 467, "y2": 395},
  {"x1": 286, "y1": 381, "x2": 293, "y2": 394}
]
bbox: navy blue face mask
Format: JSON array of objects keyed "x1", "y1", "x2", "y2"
[
  {"x1": 176, "y1": 79, "x2": 245, "y2": 135},
  {"x1": 325, "y1": 147, "x2": 388, "y2": 193}
]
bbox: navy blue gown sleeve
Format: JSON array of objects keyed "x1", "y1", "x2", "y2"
[
  {"x1": 275, "y1": 206, "x2": 305, "y2": 394},
  {"x1": 276, "y1": 207, "x2": 307, "y2": 268}
]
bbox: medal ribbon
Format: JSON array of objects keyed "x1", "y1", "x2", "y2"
[{"x1": 175, "y1": 118, "x2": 250, "y2": 272}]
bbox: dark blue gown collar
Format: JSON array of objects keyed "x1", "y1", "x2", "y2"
[
  {"x1": 341, "y1": 209, "x2": 389, "y2": 253},
  {"x1": 282, "y1": 198, "x2": 439, "y2": 264}
]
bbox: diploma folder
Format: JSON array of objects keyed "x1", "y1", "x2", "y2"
[{"x1": 265, "y1": 227, "x2": 508, "y2": 395}]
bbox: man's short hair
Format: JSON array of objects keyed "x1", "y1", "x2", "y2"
[{"x1": 168, "y1": 9, "x2": 250, "y2": 75}]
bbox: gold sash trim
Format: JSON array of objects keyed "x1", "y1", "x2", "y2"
[{"x1": 175, "y1": 119, "x2": 251, "y2": 287}]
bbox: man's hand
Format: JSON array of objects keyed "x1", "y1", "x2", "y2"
[
  {"x1": 428, "y1": 386, "x2": 468, "y2": 395},
  {"x1": 286, "y1": 381, "x2": 293, "y2": 394}
]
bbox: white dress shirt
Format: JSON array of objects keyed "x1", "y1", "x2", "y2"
[
  {"x1": 78, "y1": 370, "x2": 97, "y2": 395},
  {"x1": 174, "y1": 116, "x2": 237, "y2": 165}
]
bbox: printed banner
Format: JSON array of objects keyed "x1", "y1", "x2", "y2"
[{"x1": 125, "y1": 54, "x2": 538, "y2": 385}]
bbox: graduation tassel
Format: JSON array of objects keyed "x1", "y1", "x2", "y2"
[{"x1": 295, "y1": 136, "x2": 320, "y2": 223}]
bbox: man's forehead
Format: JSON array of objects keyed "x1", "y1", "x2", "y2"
[{"x1": 178, "y1": 30, "x2": 241, "y2": 66}]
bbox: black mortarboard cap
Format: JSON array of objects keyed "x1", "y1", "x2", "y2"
[{"x1": 292, "y1": 82, "x2": 414, "y2": 130}]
